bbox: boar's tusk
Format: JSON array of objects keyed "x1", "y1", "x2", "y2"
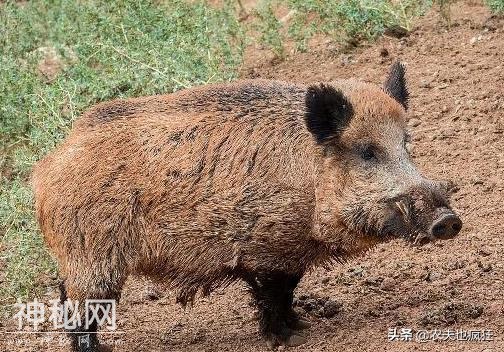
[{"x1": 395, "y1": 200, "x2": 410, "y2": 222}]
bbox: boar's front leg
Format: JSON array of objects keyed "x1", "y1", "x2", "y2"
[
  {"x1": 283, "y1": 275, "x2": 311, "y2": 331},
  {"x1": 246, "y1": 272, "x2": 308, "y2": 348}
]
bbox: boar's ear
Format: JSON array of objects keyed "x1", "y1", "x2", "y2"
[
  {"x1": 304, "y1": 83, "x2": 353, "y2": 144},
  {"x1": 384, "y1": 61, "x2": 409, "y2": 110}
]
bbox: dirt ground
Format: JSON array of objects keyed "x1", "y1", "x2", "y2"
[{"x1": 2, "y1": 1, "x2": 503, "y2": 351}]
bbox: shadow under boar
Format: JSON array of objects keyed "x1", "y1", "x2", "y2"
[{"x1": 32, "y1": 62, "x2": 462, "y2": 351}]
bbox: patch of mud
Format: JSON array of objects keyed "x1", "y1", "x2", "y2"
[{"x1": 420, "y1": 302, "x2": 484, "y2": 326}]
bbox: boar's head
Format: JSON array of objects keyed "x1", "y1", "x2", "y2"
[{"x1": 305, "y1": 62, "x2": 462, "y2": 246}]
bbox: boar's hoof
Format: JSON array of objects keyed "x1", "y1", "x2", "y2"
[
  {"x1": 287, "y1": 316, "x2": 311, "y2": 330},
  {"x1": 284, "y1": 333, "x2": 308, "y2": 347},
  {"x1": 266, "y1": 331, "x2": 308, "y2": 349}
]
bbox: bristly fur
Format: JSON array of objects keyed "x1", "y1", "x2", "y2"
[
  {"x1": 304, "y1": 83, "x2": 354, "y2": 143},
  {"x1": 383, "y1": 61, "x2": 409, "y2": 110},
  {"x1": 32, "y1": 72, "x2": 433, "y2": 350}
]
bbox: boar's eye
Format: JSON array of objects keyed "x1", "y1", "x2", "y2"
[{"x1": 360, "y1": 144, "x2": 377, "y2": 161}]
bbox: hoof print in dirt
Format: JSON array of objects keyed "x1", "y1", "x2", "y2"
[
  {"x1": 294, "y1": 293, "x2": 342, "y2": 319},
  {"x1": 420, "y1": 302, "x2": 484, "y2": 326}
]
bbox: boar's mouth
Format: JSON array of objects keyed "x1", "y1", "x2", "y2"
[
  {"x1": 392, "y1": 192, "x2": 462, "y2": 244},
  {"x1": 341, "y1": 200, "x2": 411, "y2": 243},
  {"x1": 343, "y1": 193, "x2": 462, "y2": 245},
  {"x1": 393, "y1": 198, "x2": 435, "y2": 245},
  {"x1": 393, "y1": 193, "x2": 462, "y2": 245}
]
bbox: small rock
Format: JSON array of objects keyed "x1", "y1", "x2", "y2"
[
  {"x1": 380, "y1": 278, "x2": 396, "y2": 291},
  {"x1": 143, "y1": 287, "x2": 161, "y2": 301},
  {"x1": 323, "y1": 300, "x2": 342, "y2": 318},
  {"x1": 364, "y1": 277, "x2": 382, "y2": 286},
  {"x1": 483, "y1": 15, "x2": 501, "y2": 31},
  {"x1": 367, "y1": 308, "x2": 381, "y2": 317},
  {"x1": 340, "y1": 54, "x2": 353, "y2": 66},
  {"x1": 468, "y1": 305, "x2": 483, "y2": 319},
  {"x1": 408, "y1": 118, "x2": 421, "y2": 127},
  {"x1": 425, "y1": 271, "x2": 443, "y2": 282},
  {"x1": 470, "y1": 35, "x2": 483, "y2": 44},
  {"x1": 447, "y1": 260, "x2": 466, "y2": 271},
  {"x1": 298, "y1": 294, "x2": 308, "y2": 302},
  {"x1": 471, "y1": 178, "x2": 484, "y2": 186},
  {"x1": 419, "y1": 79, "x2": 431, "y2": 88},
  {"x1": 477, "y1": 260, "x2": 493, "y2": 272},
  {"x1": 317, "y1": 307, "x2": 325, "y2": 317},
  {"x1": 447, "y1": 182, "x2": 460, "y2": 194},
  {"x1": 349, "y1": 266, "x2": 364, "y2": 277},
  {"x1": 441, "y1": 105, "x2": 449, "y2": 113},
  {"x1": 303, "y1": 299, "x2": 317, "y2": 312},
  {"x1": 477, "y1": 248, "x2": 491, "y2": 257},
  {"x1": 316, "y1": 296, "x2": 328, "y2": 305}
]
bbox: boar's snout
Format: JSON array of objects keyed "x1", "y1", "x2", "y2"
[
  {"x1": 391, "y1": 184, "x2": 462, "y2": 244},
  {"x1": 430, "y1": 209, "x2": 462, "y2": 239}
]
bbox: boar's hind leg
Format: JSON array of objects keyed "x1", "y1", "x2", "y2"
[
  {"x1": 246, "y1": 272, "x2": 307, "y2": 348},
  {"x1": 60, "y1": 270, "x2": 125, "y2": 352}
]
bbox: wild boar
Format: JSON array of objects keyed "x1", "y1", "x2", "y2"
[{"x1": 32, "y1": 62, "x2": 462, "y2": 351}]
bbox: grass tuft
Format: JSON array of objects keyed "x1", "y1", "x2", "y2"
[
  {"x1": 254, "y1": 1, "x2": 286, "y2": 58},
  {"x1": 485, "y1": 0, "x2": 504, "y2": 13},
  {"x1": 253, "y1": 0, "x2": 433, "y2": 55}
]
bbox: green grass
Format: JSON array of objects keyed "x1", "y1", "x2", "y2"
[
  {"x1": 0, "y1": 0, "x2": 244, "y2": 311},
  {"x1": 252, "y1": 0, "x2": 433, "y2": 55},
  {"x1": 486, "y1": 0, "x2": 504, "y2": 13},
  {"x1": 254, "y1": 1, "x2": 286, "y2": 58}
]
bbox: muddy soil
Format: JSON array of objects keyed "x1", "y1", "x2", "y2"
[{"x1": 1, "y1": 1, "x2": 503, "y2": 351}]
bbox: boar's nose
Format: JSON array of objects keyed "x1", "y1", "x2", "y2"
[{"x1": 430, "y1": 211, "x2": 462, "y2": 239}]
